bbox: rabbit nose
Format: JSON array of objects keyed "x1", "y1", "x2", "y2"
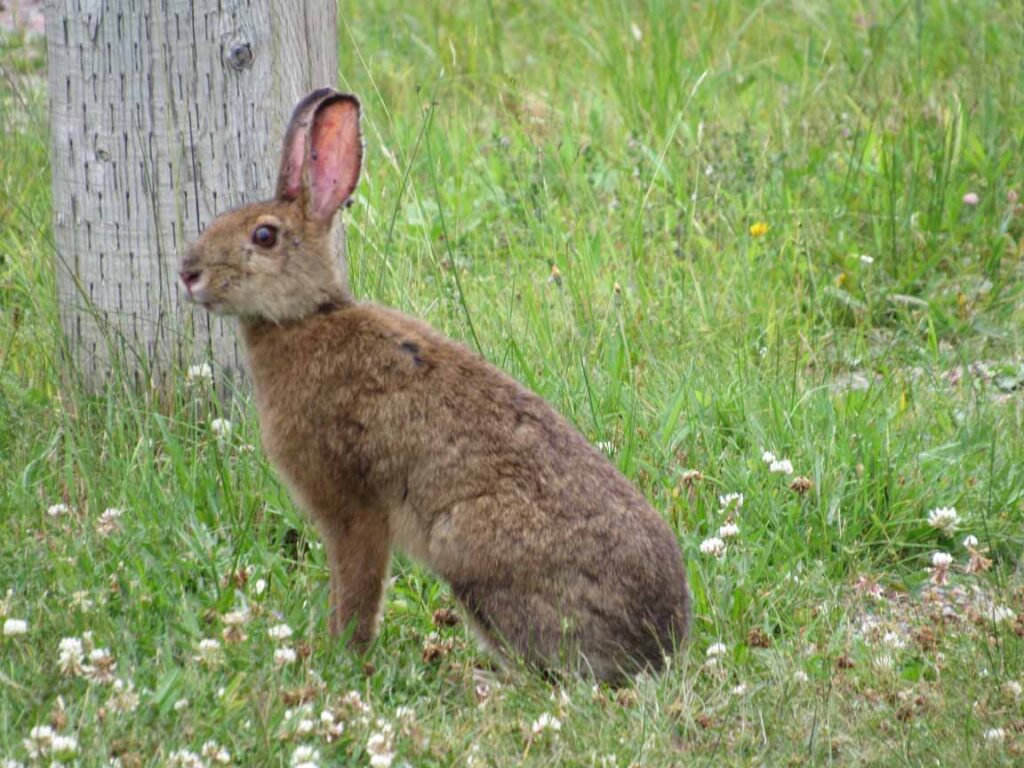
[{"x1": 179, "y1": 269, "x2": 202, "y2": 292}]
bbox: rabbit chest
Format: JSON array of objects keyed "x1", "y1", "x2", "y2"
[{"x1": 240, "y1": 310, "x2": 432, "y2": 523}]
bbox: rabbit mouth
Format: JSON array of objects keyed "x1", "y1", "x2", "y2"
[
  {"x1": 183, "y1": 285, "x2": 221, "y2": 314},
  {"x1": 185, "y1": 289, "x2": 214, "y2": 310},
  {"x1": 192, "y1": 292, "x2": 229, "y2": 315},
  {"x1": 179, "y1": 270, "x2": 217, "y2": 309},
  {"x1": 192, "y1": 294, "x2": 221, "y2": 313}
]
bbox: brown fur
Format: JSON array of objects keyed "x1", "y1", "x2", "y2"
[{"x1": 180, "y1": 89, "x2": 689, "y2": 681}]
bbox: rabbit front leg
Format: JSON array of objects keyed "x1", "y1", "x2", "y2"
[{"x1": 321, "y1": 512, "x2": 391, "y2": 650}]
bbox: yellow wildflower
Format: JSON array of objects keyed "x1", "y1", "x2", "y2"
[{"x1": 749, "y1": 221, "x2": 769, "y2": 237}]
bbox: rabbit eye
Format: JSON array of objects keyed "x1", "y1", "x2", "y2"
[{"x1": 252, "y1": 225, "x2": 278, "y2": 248}]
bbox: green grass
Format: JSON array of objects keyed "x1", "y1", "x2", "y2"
[{"x1": 3, "y1": 1, "x2": 1024, "y2": 764}]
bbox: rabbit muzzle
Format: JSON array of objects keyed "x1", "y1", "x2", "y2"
[{"x1": 178, "y1": 250, "x2": 215, "y2": 308}]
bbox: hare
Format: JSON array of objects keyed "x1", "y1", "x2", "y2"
[{"x1": 179, "y1": 88, "x2": 690, "y2": 681}]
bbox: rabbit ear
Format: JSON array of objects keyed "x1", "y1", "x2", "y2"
[
  {"x1": 276, "y1": 88, "x2": 338, "y2": 201},
  {"x1": 304, "y1": 94, "x2": 362, "y2": 221}
]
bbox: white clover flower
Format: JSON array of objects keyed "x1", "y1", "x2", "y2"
[
  {"x1": 989, "y1": 605, "x2": 1015, "y2": 623},
  {"x1": 963, "y1": 534, "x2": 979, "y2": 548},
  {"x1": 201, "y1": 741, "x2": 231, "y2": 765},
  {"x1": 47, "y1": 503, "x2": 70, "y2": 517},
  {"x1": 110, "y1": 681, "x2": 141, "y2": 714},
  {"x1": 927, "y1": 506, "x2": 959, "y2": 534},
  {"x1": 718, "y1": 492, "x2": 744, "y2": 511},
  {"x1": 929, "y1": 551, "x2": 954, "y2": 586},
  {"x1": 210, "y1": 418, "x2": 232, "y2": 439},
  {"x1": 295, "y1": 718, "x2": 315, "y2": 735},
  {"x1": 50, "y1": 734, "x2": 78, "y2": 761},
  {"x1": 882, "y1": 632, "x2": 906, "y2": 649},
  {"x1": 530, "y1": 712, "x2": 562, "y2": 735},
  {"x1": 200, "y1": 741, "x2": 218, "y2": 757},
  {"x1": 3, "y1": 619, "x2": 27, "y2": 637},
  {"x1": 254, "y1": 578, "x2": 267, "y2": 596},
  {"x1": 168, "y1": 749, "x2": 204, "y2": 768},
  {"x1": 394, "y1": 706, "x2": 415, "y2": 721},
  {"x1": 984, "y1": 727, "x2": 1006, "y2": 743},
  {"x1": 769, "y1": 459, "x2": 794, "y2": 475},
  {"x1": 793, "y1": 670, "x2": 809, "y2": 683},
  {"x1": 274, "y1": 646, "x2": 298, "y2": 666},
  {"x1": 718, "y1": 523, "x2": 739, "y2": 539},
  {"x1": 932, "y1": 552, "x2": 953, "y2": 568},
  {"x1": 187, "y1": 363, "x2": 214, "y2": 384},
  {"x1": 57, "y1": 637, "x2": 84, "y2": 676},
  {"x1": 268, "y1": 623, "x2": 293, "y2": 642},
  {"x1": 761, "y1": 450, "x2": 776, "y2": 464},
  {"x1": 22, "y1": 739, "x2": 45, "y2": 762},
  {"x1": 859, "y1": 254, "x2": 874, "y2": 265},
  {"x1": 699, "y1": 537, "x2": 727, "y2": 558},
  {"x1": 291, "y1": 745, "x2": 320, "y2": 765},
  {"x1": 96, "y1": 507, "x2": 124, "y2": 536},
  {"x1": 293, "y1": 763, "x2": 319, "y2": 768},
  {"x1": 173, "y1": 698, "x2": 190, "y2": 712},
  {"x1": 195, "y1": 637, "x2": 222, "y2": 665},
  {"x1": 28, "y1": 725, "x2": 54, "y2": 745},
  {"x1": 367, "y1": 730, "x2": 395, "y2": 767},
  {"x1": 25, "y1": 734, "x2": 52, "y2": 762},
  {"x1": 85, "y1": 647, "x2": 117, "y2": 683},
  {"x1": 706, "y1": 642, "x2": 727, "y2": 659},
  {"x1": 680, "y1": 469, "x2": 703, "y2": 487},
  {"x1": 222, "y1": 610, "x2": 248, "y2": 626},
  {"x1": 341, "y1": 689, "x2": 369, "y2": 714},
  {"x1": 874, "y1": 654, "x2": 895, "y2": 670},
  {"x1": 731, "y1": 683, "x2": 747, "y2": 696}
]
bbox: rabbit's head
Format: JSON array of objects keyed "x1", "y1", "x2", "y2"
[{"x1": 179, "y1": 89, "x2": 362, "y2": 321}]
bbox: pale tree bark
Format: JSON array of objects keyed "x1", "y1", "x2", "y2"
[{"x1": 44, "y1": 0, "x2": 339, "y2": 392}]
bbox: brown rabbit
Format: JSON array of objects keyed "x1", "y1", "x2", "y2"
[{"x1": 179, "y1": 88, "x2": 690, "y2": 681}]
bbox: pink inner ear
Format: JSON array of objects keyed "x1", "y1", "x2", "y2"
[
  {"x1": 278, "y1": 132, "x2": 307, "y2": 201},
  {"x1": 307, "y1": 98, "x2": 362, "y2": 221},
  {"x1": 276, "y1": 88, "x2": 336, "y2": 201}
]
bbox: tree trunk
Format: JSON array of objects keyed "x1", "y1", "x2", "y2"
[{"x1": 44, "y1": 0, "x2": 339, "y2": 392}]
